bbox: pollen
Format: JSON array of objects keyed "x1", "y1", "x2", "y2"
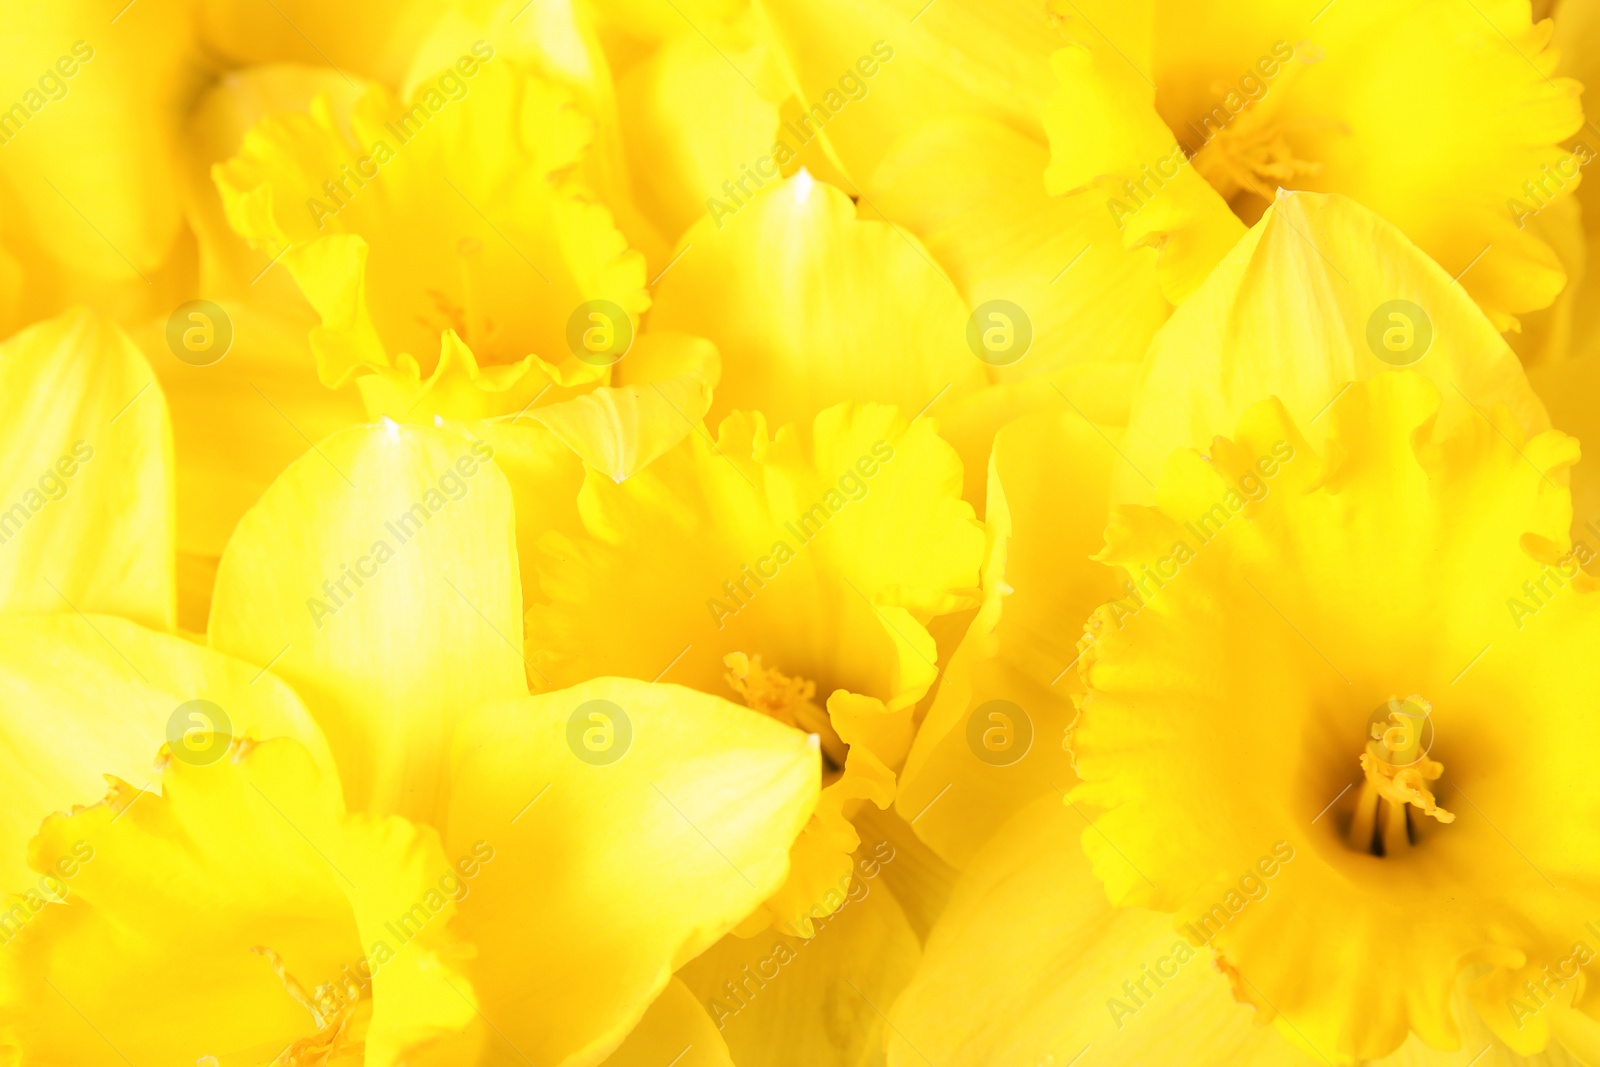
[
  {"x1": 252, "y1": 945, "x2": 362, "y2": 1066},
  {"x1": 1191, "y1": 116, "x2": 1340, "y2": 212},
  {"x1": 1346, "y1": 696, "x2": 1454, "y2": 857},
  {"x1": 724, "y1": 651, "x2": 846, "y2": 771}
]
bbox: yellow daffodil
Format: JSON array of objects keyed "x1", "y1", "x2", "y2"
[
  {"x1": 754, "y1": 0, "x2": 1166, "y2": 486},
  {"x1": 525, "y1": 399, "x2": 982, "y2": 1062},
  {"x1": 1044, "y1": 0, "x2": 1585, "y2": 328},
  {"x1": 0, "y1": 321, "x2": 820, "y2": 1063},
  {"x1": 895, "y1": 190, "x2": 1550, "y2": 874},
  {"x1": 891, "y1": 369, "x2": 1600, "y2": 1064}
]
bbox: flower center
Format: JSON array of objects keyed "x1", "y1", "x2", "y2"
[
  {"x1": 252, "y1": 945, "x2": 364, "y2": 1065},
  {"x1": 724, "y1": 652, "x2": 846, "y2": 777},
  {"x1": 415, "y1": 236, "x2": 499, "y2": 359},
  {"x1": 1345, "y1": 696, "x2": 1454, "y2": 857},
  {"x1": 1189, "y1": 116, "x2": 1334, "y2": 217}
]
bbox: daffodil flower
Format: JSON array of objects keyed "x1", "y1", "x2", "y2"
[
  {"x1": 525, "y1": 399, "x2": 983, "y2": 1063},
  {"x1": 0, "y1": 330, "x2": 820, "y2": 1064},
  {"x1": 1043, "y1": 0, "x2": 1585, "y2": 330},
  {"x1": 896, "y1": 191, "x2": 1552, "y2": 874},
  {"x1": 890, "y1": 369, "x2": 1600, "y2": 1064}
]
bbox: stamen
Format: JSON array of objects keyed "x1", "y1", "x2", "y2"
[
  {"x1": 1191, "y1": 117, "x2": 1345, "y2": 207},
  {"x1": 1345, "y1": 696, "x2": 1454, "y2": 856},
  {"x1": 724, "y1": 652, "x2": 847, "y2": 771},
  {"x1": 252, "y1": 945, "x2": 363, "y2": 1065},
  {"x1": 411, "y1": 236, "x2": 497, "y2": 354},
  {"x1": 456, "y1": 236, "x2": 490, "y2": 349}
]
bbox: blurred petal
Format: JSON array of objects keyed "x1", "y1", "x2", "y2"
[
  {"x1": 0, "y1": 1, "x2": 193, "y2": 282},
  {"x1": 680, "y1": 860, "x2": 921, "y2": 1067},
  {"x1": 446, "y1": 676, "x2": 819, "y2": 1066},
  {"x1": 1117, "y1": 192, "x2": 1549, "y2": 504},
  {"x1": 0, "y1": 307, "x2": 174, "y2": 629},
  {"x1": 602, "y1": 978, "x2": 735, "y2": 1067},
  {"x1": 887, "y1": 795, "x2": 1304, "y2": 1066},
  {"x1": 868, "y1": 115, "x2": 1169, "y2": 383},
  {"x1": 0, "y1": 613, "x2": 333, "y2": 891},
  {"x1": 757, "y1": 0, "x2": 1058, "y2": 184},
  {"x1": 209, "y1": 421, "x2": 525, "y2": 823},
  {"x1": 649, "y1": 173, "x2": 988, "y2": 428},
  {"x1": 897, "y1": 408, "x2": 1123, "y2": 868},
  {"x1": 615, "y1": 30, "x2": 780, "y2": 242},
  {"x1": 1, "y1": 737, "x2": 475, "y2": 1066}
]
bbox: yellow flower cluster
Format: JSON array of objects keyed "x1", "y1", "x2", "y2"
[{"x1": 3, "y1": 1, "x2": 1600, "y2": 1065}]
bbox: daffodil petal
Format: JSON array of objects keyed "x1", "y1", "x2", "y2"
[
  {"x1": 0, "y1": 2, "x2": 189, "y2": 281},
  {"x1": 680, "y1": 858, "x2": 921, "y2": 1067},
  {"x1": 1, "y1": 737, "x2": 474, "y2": 1066},
  {"x1": 528, "y1": 403, "x2": 981, "y2": 704},
  {"x1": 887, "y1": 795, "x2": 1298, "y2": 1066},
  {"x1": 757, "y1": 0, "x2": 1057, "y2": 183},
  {"x1": 0, "y1": 307, "x2": 173, "y2": 629},
  {"x1": 209, "y1": 421, "x2": 525, "y2": 823},
  {"x1": 136, "y1": 299, "x2": 367, "y2": 560},
  {"x1": 615, "y1": 29, "x2": 780, "y2": 241},
  {"x1": 868, "y1": 115, "x2": 1170, "y2": 383},
  {"x1": 601, "y1": 978, "x2": 734, "y2": 1067},
  {"x1": 648, "y1": 174, "x2": 988, "y2": 428},
  {"x1": 1042, "y1": 38, "x2": 1246, "y2": 303},
  {"x1": 1116, "y1": 192, "x2": 1549, "y2": 505},
  {"x1": 445, "y1": 677, "x2": 819, "y2": 1067},
  {"x1": 897, "y1": 408, "x2": 1123, "y2": 867},
  {"x1": 531, "y1": 331, "x2": 719, "y2": 481},
  {"x1": 0, "y1": 613, "x2": 333, "y2": 892}
]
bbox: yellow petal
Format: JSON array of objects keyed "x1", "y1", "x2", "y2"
[
  {"x1": 0, "y1": 4, "x2": 190, "y2": 282},
  {"x1": 209, "y1": 421, "x2": 525, "y2": 823},
  {"x1": 1, "y1": 737, "x2": 474, "y2": 1066},
  {"x1": 137, "y1": 299, "x2": 367, "y2": 562},
  {"x1": 1117, "y1": 192, "x2": 1549, "y2": 505},
  {"x1": 648, "y1": 173, "x2": 988, "y2": 428},
  {"x1": 680, "y1": 854, "x2": 922, "y2": 1067},
  {"x1": 0, "y1": 613, "x2": 333, "y2": 892},
  {"x1": 533, "y1": 330, "x2": 720, "y2": 480},
  {"x1": 602, "y1": 978, "x2": 734, "y2": 1067},
  {"x1": 445, "y1": 676, "x2": 819, "y2": 1066},
  {"x1": 198, "y1": 0, "x2": 452, "y2": 85},
  {"x1": 868, "y1": 115, "x2": 1170, "y2": 383},
  {"x1": 757, "y1": 0, "x2": 1057, "y2": 184},
  {"x1": 896, "y1": 407, "x2": 1123, "y2": 868},
  {"x1": 887, "y1": 795, "x2": 1299, "y2": 1065},
  {"x1": 473, "y1": 414, "x2": 588, "y2": 610},
  {"x1": 528, "y1": 402, "x2": 982, "y2": 708},
  {"x1": 1043, "y1": 39, "x2": 1247, "y2": 303},
  {"x1": 0, "y1": 307, "x2": 173, "y2": 629},
  {"x1": 214, "y1": 57, "x2": 648, "y2": 413},
  {"x1": 615, "y1": 29, "x2": 781, "y2": 241}
]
